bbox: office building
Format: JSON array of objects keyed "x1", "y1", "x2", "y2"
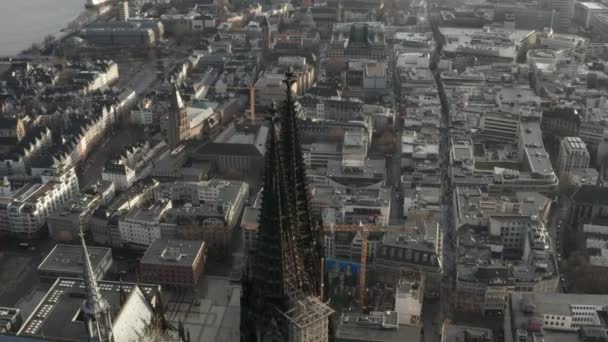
[
  {"x1": 568, "y1": 185, "x2": 608, "y2": 227},
  {"x1": 191, "y1": 123, "x2": 268, "y2": 174},
  {"x1": 139, "y1": 239, "x2": 206, "y2": 287},
  {"x1": 118, "y1": 1, "x2": 130, "y2": 22},
  {"x1": 47, "y1": 194, "x2": 102, "y2": 241},
  {"x1": 0, "y1": 173, "x2": 79, "y2": 238},
  {"x1": 557, "y1": 137, "x2": 590, "y2": 175},
  {"x1": 336, "y1": 311, "x2": 422, "y2": 342},
  {"x1": 19, "y1": 237, "x2": 164, "y2": 341},
  {"x1": 328, "y1": 22, "x2": 387, "y2": 59},
  {"x1": 37, "y1": 244, "x2": 113, "y2": 281},
  {"x1": 573, "y1": 1, "x2": 608, "y2": 28},
  {"x1": 118, "y1": 199, "x2": 173, "y2": 249},
  {"x1": 591, "y1": 14, "x2": 608, "y2": 42},
  {"x1": 505, "y1": 292, "x2": 608, "y2": 342},
  {"x1": 549, "y1": 0, "x2": 574, "y2": 32},
  {"x1": 375, "y1": 228, "x2": 443, "y2": 298}
]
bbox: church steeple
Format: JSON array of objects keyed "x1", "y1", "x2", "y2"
[
  {"x1": 80, "y1": 231, "x2": 114, "y2": 342},
  {"x1": 280, "y1": 70, "x2": 324, "y2": 297},
  {"x1": 240, "y1": 73, "x2": 332, "y2": 342}
]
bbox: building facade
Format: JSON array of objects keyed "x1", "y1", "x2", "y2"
[
  {"x1": 139, "y1": 239, "x2": 206, "y2": 287},
  {"x1": 167, "y1": 86, "x2": 190, "y2": 149},
  {"x1": 557, "y1": 137, "x2": 590, "y2": 175}
]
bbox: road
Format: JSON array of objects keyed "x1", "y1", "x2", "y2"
[
  {"x1": 78, "y1": 125, "x2": 145, "y2": 189},
  {"x1": 549, "y1": 195, "x2": 572, "y2": 292},
  {"x1": 388, "y1": 41, "x2": 404, "y2": 226},
  {"x1": 422, "y1": 6, "x2": 456, "y2": 342}
]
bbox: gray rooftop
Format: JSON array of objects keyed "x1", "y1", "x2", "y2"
[
  {"x1": 442, "y1": 325, "x2": 492, "y2": 342},
  {"x1": 18, "y1": 278, "x2": 159, "y2": 341},
  {"x1": 37, "y1": 244, "x2": 111, "y2": 276},
  {"x1": 140, "y1": 239, "x2": 205, "y2": 267},
  {"x1": 507, "y1": 292, "x2": 608, "y2": 342},
  {"x1": 336, "y1": 311, "x2": 421, "y2": 342}
]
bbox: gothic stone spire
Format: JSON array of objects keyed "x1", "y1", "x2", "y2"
[
  {"x1": 280, "y1": 69, "x2": 324, "y2": 297},
  {"x1": 80, "y1": 231, "x2": 113, "y2": 342}
]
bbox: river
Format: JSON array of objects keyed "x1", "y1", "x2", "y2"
[{"x1": 0, "y1": 0, "x2": 84, "y2": 56}]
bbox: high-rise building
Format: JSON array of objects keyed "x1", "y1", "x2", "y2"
[
  {"x1": 240, "y1": 72, "x2": 333, "y2": 341},
  {"x1": 573, "y1": 1, "x2": 608, "y2": 28},
  {"x1": 549, "y1": 0, "x2": 574, "y2": 32},
  {"x1": 118, "y1": 1, "x2": 130, "y2": 22},
  {"x1": 557, "y1": 136, "x2": 590, "y2": 175},
  {"x1": 167, "y1": 85, "x2": 189, "y2": 149}
]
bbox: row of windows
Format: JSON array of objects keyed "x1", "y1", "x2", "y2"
[
  {"x1": 572, "y1": 305, "x2": 598, "y2": 310},
  {"x1": 380, "y1": 246, "x2": 438, "y2": 265},
  {"x1": 573, "y1": 317, "x2": 595, "y2": 322},
  {"x1": 544, "y1": 321, "x2": 566, "y2": 327}
]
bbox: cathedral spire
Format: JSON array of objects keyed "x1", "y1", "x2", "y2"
[
  {"x1": 241, "y1": 73, "x2": 332, "y2": 342},
  {"x1": 280, "y1": 69, "x2": 324, "y2": 297},
  {"x1": 80, "y1": 230, "x2": 113, "y2": 342}
]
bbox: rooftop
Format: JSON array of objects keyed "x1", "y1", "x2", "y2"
[
  {"x1": 573, "y1": 185, "x2": 608, "y2": 205},
  {"x1": 562, "y1": 136, "x2": 588, "y2": 151},
  {"x1": 140, "y1": 239, "x2": 205, "y2": 267},
  {"x1": 336, "y1": 311, "x2": 421, "y2": 342},
  {"x1": 442, "y1": 324, "x2": 492, "y2": 342},
  {"x1": 507, "y1": 292, "x2": 608, "y2": 342},
  {"x1": 18, "y1": 278, "x2": 159, "y2": 341},
  {"x1": 37, "y1": 244, "x2": 111, "y2": 277},
  {"x1": 124, "y1": 200, "x2": 171, "y2": 223},
  {"x1": 580, "y1": 2, "x2": 608, "y2": 10}
]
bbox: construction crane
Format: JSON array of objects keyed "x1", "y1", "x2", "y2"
[
  {"x1": 323, "y1": 223, "x2": 401, "y2": 308},
  {"x1": 203, "y1": 84, "x2": 256, "y2": 121},
  {"x1": 359, "y1": 224, "x2": 369, "y2": 308}
]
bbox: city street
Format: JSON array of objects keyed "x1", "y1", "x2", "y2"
[
  {"x1": 78, "y1": 125, "x2": 145, "y2": 189},
  {"x1": 388, "y1": 39, "x2": 404, "y2": 226}
]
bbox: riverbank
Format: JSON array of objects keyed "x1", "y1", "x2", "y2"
[{"x1": 0, "y1": 0, "x2": 85, "y2": 57}]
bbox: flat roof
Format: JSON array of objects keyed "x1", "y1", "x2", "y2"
[
  {"x1": 140, "y1": 239, "x2": 205, "y2": 267},
  {"x1": 18, "y1": 278, "x2": 159, "y2": 341},
  {"x1": 581, "y1": 2, "x2": 608, "y2": 10},
  {"x1": 366, "y1": 62, "x2": 386, "y2": 77},
  {"x1": 442, "y1": 325, "x2": 492, "y2": 342},
  {"x1": 508, "y1": 292, "x2": 608, "y2": 342},
  {"x1": 336, "y1": 312, "x2": 421, "y2": 342},
  {"x1": 38, "y1": 244, "x2": 111, "y2": 276}
]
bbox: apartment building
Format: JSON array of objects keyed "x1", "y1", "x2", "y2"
[
  {"x1": 117, "y1": 199, "x2": 173, "y2": 249},
  {"x1": 0, "y1": 169, "x2": 79, "y2": 238}
]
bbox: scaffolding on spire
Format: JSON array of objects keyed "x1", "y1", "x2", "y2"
[{"x1": 240, "y1": 73, "x2": 333, "y2": 342}]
